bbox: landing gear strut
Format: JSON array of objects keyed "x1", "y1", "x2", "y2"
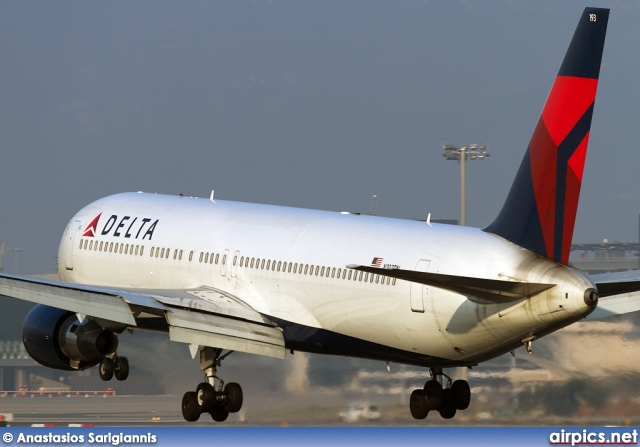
[
  {"x1": 181, "y1": 347, "x2": 244, "y2": 423},
  {"x1": 98, "y1": 354, "x2": 129, "y2": 381},
  {"x1": 409, "y1": 368, "x2": 470, "y2": 420}
]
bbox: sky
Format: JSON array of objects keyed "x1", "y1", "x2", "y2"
[{"x1": 2, "y1": 0, "x2": 640, "y2": 275}]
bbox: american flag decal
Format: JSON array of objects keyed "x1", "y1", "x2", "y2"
[{"x1": 371, "y1": 257, "x2": 383, "y2": 267}]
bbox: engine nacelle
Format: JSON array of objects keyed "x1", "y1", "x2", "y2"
[{"x1": 22, "y1": 304, "x2": 118, "y2": 371}]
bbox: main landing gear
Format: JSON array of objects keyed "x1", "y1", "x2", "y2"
[
  {"x1": 181, "y1": 347, "x2": 244, "y2": 423},
  {"x1": 98, "y1": 353, "x2": 130, "y2": 381},
  {"x1": 409, "y1": 368, "x2": 470, "y2": 420}
]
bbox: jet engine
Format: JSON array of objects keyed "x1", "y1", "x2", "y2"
[{"x1": 22, "y1": 304, "x2": 118, "y2": 371}]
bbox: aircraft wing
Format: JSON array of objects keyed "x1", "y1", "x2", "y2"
[
  {"x1": 346, "y1": 265, "x2": 555, "y2": 304},
  {"x1": 585, "y1": 271, "x2": 640, "y2": 320},
  {"x1": 0, "y1": 273, "x2": 285, "y2": 359}
]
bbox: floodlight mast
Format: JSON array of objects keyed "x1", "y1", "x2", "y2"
[{"x1": 442, "y1": 143, "x2": 490, "y2": 226}]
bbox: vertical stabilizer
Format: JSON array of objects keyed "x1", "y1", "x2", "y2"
[{"x1": 484, "y1": 8, "x2": 609, "y2": 265}]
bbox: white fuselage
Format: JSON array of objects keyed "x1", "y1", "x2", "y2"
[{"x1": 57, "y1": 192, "x2": 596, "y2": 367}]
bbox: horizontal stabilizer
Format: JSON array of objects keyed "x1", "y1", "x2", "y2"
[
  {"x1": 595, "y1": 279, "x2": 640, "y2": 298},
  {"x1": 346, "y1": 265, "x2": 555, "y2": 304}
]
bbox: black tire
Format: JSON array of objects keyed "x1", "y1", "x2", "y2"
[
  {"x1": 99, "y1": 357, "x2": 114, "y2": 381},
  {"x1": 224, "y1": 382, "x2": 243, "y2": 413},
  {"x1": 196, "y1": 382, "x2": 216, "y2": 413},
  {"x1": 409, "y1": 389, "x2": 429, "y2": 419},
  {"x1": 451, "y1": 380, "x2": 471, "y2": 410},
  {"x1": 211, "y1": 407, "x2": 229, "y2": 422},
  {"x1": 114, "y1": 357, "x2": 129, "y2": 381},
  {"x1": 182, "y1": 391, "x2": 201, "y2": 422},
  {"x1": 438, "y1": 389, "x2": 457, "y2": 419},
  {"x1": 423, "y1": 379, "x2": 443, "y2": 410}
]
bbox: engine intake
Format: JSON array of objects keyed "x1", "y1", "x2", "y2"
[{"x1": 22, "y1": 304, "x2": 118, "y2": 371}]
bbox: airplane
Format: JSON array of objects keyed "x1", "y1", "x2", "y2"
[{"x1": 1, "y1": 7, "x2": 638, "y2": 422}]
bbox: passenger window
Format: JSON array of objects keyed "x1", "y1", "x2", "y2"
[
  {"x1": 204, "y1": 252, "x2": 209, "y2": 263},
  {"x1": 277, "y1": 261, "x2": 281, "y2": 271},
  {"x1": 199, "y1": 252, "x2": 203, "y2": 263},
  {"x1": 293, "y1": 263, "x2": 297, "y2": 273},
  {"x1": 179, "y1": 250, "x2": 183, "y2": 260},
  {"x1": 109, "y1": 242, "x2": 114, "y2": 253},
  {"x1": 251, "y1": 258, "x2": 255, "y2": 268},
  {"x1": 135, "y1": 245, "x2": 140, "y2": 256},
  {"x1": 261, "y1": 259, "x2": 265, "y2": 269},
  {"x1": 304, "y1": 264, "x2": 309, "y2": 275},
  {"x1": 222, "y1": 254, "x2": 227, "y2": 265},
  {"x1": 125, "y1": 245, "x2": 129, "y2": 255},
  {"x1": 215, "y1": 254, "x2": 219, "y2": 264},
  {"x1": 189, "y1": 251, "x2": 193, "y2": 261},
  {"x1": 140, "y1": 246, "x2": 144, "y2": 256},
  {"x1": 160, "y1": 248, "x2": 165, "y2": 258},
  {"x1": 233, "y1": 255, "x2": 238, "y2": 267},
  {"x1": 331, "y1": 268, "x2": 336, "y2": 278}
]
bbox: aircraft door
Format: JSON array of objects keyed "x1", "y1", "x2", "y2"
[
  {"x1": 220, "y1": 249, "x2": 229, "y2": 276},
  {"x1": 64, "y1": 220, "x2": 82, "y2": 271},
  {"x1": 230, "y1": 250, "x2": 240, "y2": 277},
  {"x1": 410, "y1": 259, "x2": 431, "y2": 313}
]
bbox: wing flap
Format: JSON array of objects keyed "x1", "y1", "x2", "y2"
[
  {"x1": 167, "y1": 307, "x2": 285, "y2": 359},
  {"x1": 347, "y1": 265, "x2": 555, "y2": 304}
]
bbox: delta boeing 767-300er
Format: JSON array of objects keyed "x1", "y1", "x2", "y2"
[{"x1": 2, "y1": 7, "x2": 639, "y2": 422}]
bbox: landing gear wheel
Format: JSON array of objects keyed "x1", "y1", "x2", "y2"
[
  {"x1": 224, "y1": 382, "x2": 243, "y2": 413},
  {"x1": 409, "y1": 389, "x2": 429, "y2": 419},
  {"x1": 438, "y1": 389, "x2": 457, "y2": 419},
  {"x1": 196, "y1": 382, "x2": 216, "y2": 413},
  {"x1": 451, "y1": 380, "x2": 470, "y2": 410},
  {"x1": 114, "y1": 357, "x2": 129, "y2": 381},
  {"x1": 99, "y1": 357, "x2": 114, "y2": 381},
  {"x1": 211, "y1": 406, "x2": 229, "y2": 422},
  {"x1": 423, "y1": 379, "x2": 443, "y2": 410},
  {"x1": 182, "y1": 391, "x2": 201, "y2": 422}
]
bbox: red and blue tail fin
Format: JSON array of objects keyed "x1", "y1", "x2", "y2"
[{"x1": 484, "y1": 8, "x2": 609, "y2": 265}]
